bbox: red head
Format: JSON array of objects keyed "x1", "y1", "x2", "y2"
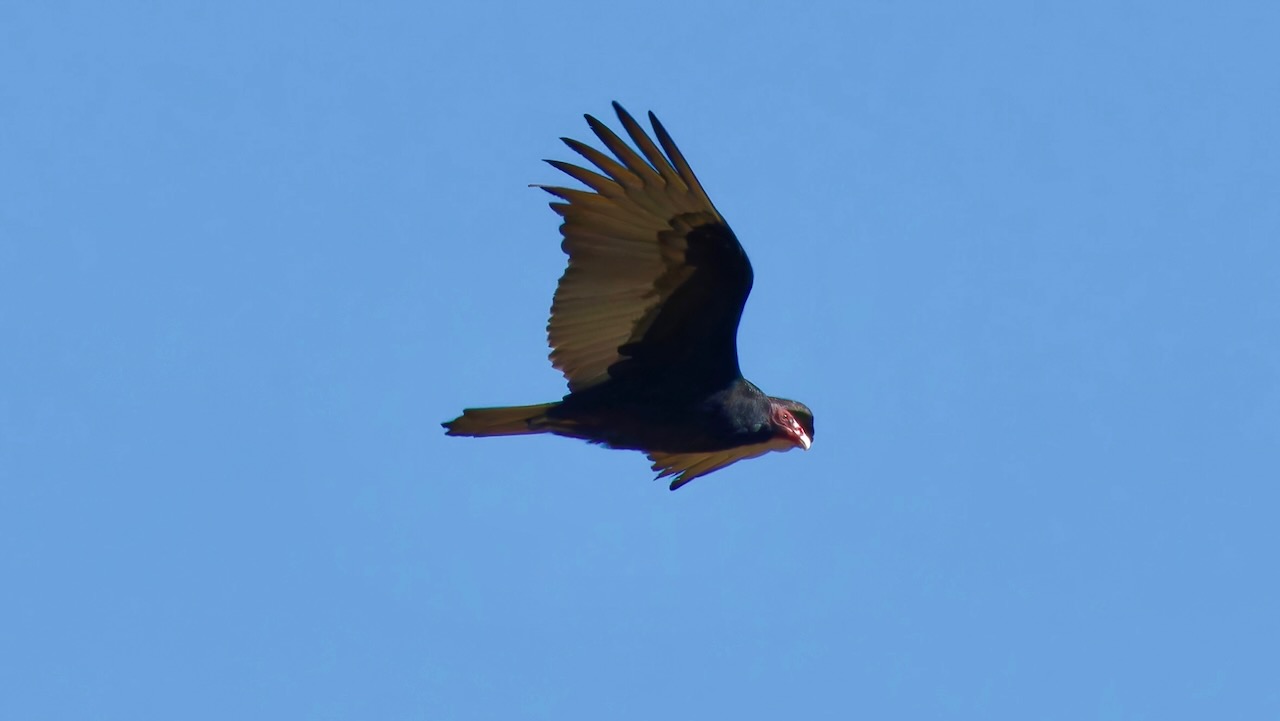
[{"x1": 770, "y1": 398, "x2": 814, "y2": 451}]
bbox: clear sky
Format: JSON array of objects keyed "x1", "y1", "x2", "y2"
[{"x1": 3, "y1": 1, "x2": 1278, "y2": 719}]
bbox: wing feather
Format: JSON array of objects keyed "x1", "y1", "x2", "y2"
[
  {"x1": 544, "y1": 161, "x2": 630, "y2": 200},
  {"x1": 561, "y1": 138, "x2": 644, "y2": 190},
  {"x1": 614, "y1": 106, "x2": 692, "y2": 195},
  {"x1": 648, "y1": 438, "x2": 792, "y2": 490},
  {"x1": 544, "y1": 103, "x2": 753, "y2": 392},
  {"x1": 649, "y1": 111, "x2": 718, "y2": 210},
  {"x1": 585, "y1": 115, "x2": 670, "y2": 191}
]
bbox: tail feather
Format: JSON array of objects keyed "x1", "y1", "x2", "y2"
[{"x1": 442, "y1": 403, "x2": 558, "y2": 437}]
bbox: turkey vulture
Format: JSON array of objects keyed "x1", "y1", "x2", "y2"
[{"x1": 443, "y1": 102, "x2": 813, "y2": 490}]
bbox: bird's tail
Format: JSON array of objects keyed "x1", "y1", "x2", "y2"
[{"x1": 442, "y1": 402, "x2": 558, "y2": 437}]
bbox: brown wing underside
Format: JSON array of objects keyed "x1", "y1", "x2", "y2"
[
  {"x1": 541, "y1": 103, "x2": 753, "y2": 393},
  {"x1": 648, "y1": 437, "x2": 793, "y2": 491}
]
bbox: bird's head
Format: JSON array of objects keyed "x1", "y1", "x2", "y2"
[{"x1": 769, "y1": 398, "x2": 814, "y2": 451}]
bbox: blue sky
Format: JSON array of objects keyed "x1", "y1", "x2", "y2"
[{"x1": 3, "y1": 1, "x2": 1278, "y2": 718}]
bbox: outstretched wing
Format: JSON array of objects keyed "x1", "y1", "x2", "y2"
[
  {"x1": 541, "y1": 102, "x2": 754, "y2": 394},
  {"x1": 648, "y1": 437, "x2": 792, "y2": 491}
]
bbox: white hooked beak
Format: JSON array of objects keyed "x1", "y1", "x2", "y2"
[{"x1": 796, "y1": 429, "x2": 812, "y2": 451}]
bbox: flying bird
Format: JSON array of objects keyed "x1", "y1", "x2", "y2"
[{"x1": 443, "y1": 102, "x2": 813, "y2": 490}]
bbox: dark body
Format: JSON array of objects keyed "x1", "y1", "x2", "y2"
[
  {"x1": 444, "y1": 103, "x2": 813, "y2": 489},
  {"x1": 548, "y1": 378, "x2": 781, "y2": 454}
]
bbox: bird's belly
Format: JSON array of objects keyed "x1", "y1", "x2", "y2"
[{"x1": 546, "y1": 397, "x2": 767, "y2": 453}]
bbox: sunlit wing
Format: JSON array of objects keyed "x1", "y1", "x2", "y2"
[
  {"x1": 541, "y1": 102, "x2": 754, "y2": 393},
  {"x1": 648, "y1": 437, "x2": 792, "y2": 491}
]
